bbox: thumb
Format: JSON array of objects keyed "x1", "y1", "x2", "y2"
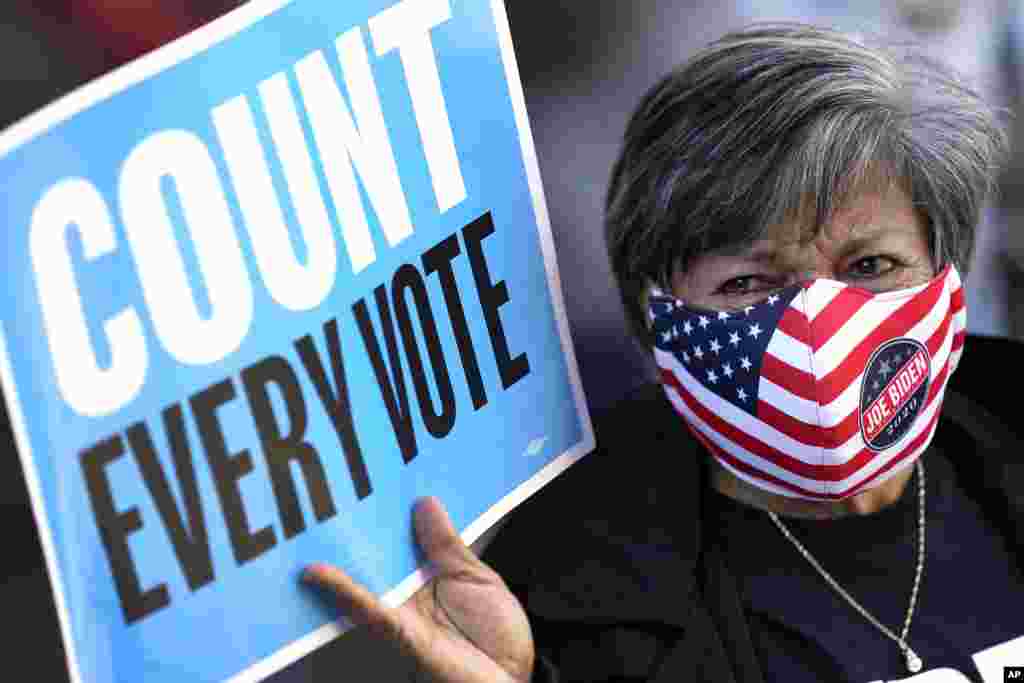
[{"x1": 413, "y1": 497, "x2": 481, "y2": 575}]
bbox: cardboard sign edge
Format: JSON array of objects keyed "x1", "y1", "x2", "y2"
[{"x1": 0, "y1": 0, "x2": 597, "y2": 680}]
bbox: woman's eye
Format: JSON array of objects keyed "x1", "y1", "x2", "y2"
[
  {"x1": 846, "y1": 256, "x2": 897, "y2": 279},
  {"x1": 717, "y1": 275, "x2": 776, "y2": 296}
]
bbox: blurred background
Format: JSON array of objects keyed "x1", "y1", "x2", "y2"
[{"x1": 1, "y1": 0, "x2": 1021, "y2": 680}]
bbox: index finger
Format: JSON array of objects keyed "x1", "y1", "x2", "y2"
[{"x1": 302, "y1": 563, "x2": 399, "y2": 637}]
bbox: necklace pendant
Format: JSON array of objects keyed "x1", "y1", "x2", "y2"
[{"x1": 905, "y1": 648, "x2": 923, "y2": 673}]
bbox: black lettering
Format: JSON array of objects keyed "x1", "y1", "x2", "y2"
[
  {"x1": 463, "y1": 212, "x2": 530, "y2": 389},
  {"x1": 125, "y1": 405, "x2": 214, "y2": 592},
  {"x1": 423, "y1": 233, "x2": 487, "y2": 410},
  {"x1": 393, "y1": 263, "x2": 456, "y2": 439},
  {"x1": 295, "y1": 320, "x2": 372, "y2": 499},
  {"x1": 80, "y1": 436, "x2": 169, "y2": 624},
  {"x1": 191, "y1": 379, "x2": 276, "y2": 565},
  {"x1": 353, "y1": 287, "x2": 418, "y2": 462},
  {"x1": 242, "y1": 355, "x2": 338, "y2": 539}
]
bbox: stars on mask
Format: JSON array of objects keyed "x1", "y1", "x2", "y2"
[{"x1": 646, "y1": 287, "x2": 799, "y2": 416}]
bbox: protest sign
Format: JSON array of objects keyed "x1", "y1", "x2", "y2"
[{"x1": 0, "y1": 0, "x2": 593, "y2": 680}]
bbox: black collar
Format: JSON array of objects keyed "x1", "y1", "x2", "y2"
[{"x1": 484, "y1": 386, "x2": 1024, "y2": 625}]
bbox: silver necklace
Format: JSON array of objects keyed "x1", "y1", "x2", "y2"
[{"x1": 768, "y1": 460, "x2": 926, "y2": 674}]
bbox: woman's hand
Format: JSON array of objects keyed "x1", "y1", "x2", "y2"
[{"x1": 303, "y1": 497, "x2": 535, "y2": 683}]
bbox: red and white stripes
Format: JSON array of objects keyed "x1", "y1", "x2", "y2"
[{"x1": 654, "y1": 266, "x2": 965, "y2": 500}]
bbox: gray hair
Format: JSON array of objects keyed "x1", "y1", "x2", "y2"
[{"x1": 605, "y1": 23, "x2": 1008, "y2": 347}]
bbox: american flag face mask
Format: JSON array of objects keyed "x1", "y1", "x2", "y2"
[{"x1": 648, "y1": 265, "x2": 965, "y2": 500}]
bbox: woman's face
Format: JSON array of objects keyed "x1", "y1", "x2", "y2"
[
  {"x1": 670, "y1": 184, "x2": 935, "y2": 308},
  {"x1": 669, "y1": 182, "x2": 939, "y2": 517}
]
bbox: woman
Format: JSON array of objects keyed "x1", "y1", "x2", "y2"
[{"x1": 304, "y1": 24, "x2": 1024, "y2": 682}]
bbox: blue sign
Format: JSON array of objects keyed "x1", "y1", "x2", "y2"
[{"x1": 0, "y1": 0, "x2": 593, "y2": 680}]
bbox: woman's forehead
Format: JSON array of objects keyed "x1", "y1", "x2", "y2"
[{"x1": 719, "y1": 184, "x2": 926, "y2": 262}]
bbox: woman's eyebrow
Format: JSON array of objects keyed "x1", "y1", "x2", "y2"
[
  {"x1": 710, "y1": 219, "x2": 908, "y2": 264},
  {"x1": 835, "y1": 223, "x2": 904, "y2": 257},
  {"x1": 837, "y1": 236, "x2": 884, "y2": 259}
]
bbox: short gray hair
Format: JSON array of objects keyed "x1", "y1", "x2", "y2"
[{"x1": 605, "y1": 23, "x2": 1008, "y2": 347}]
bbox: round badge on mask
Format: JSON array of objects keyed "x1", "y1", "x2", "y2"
[{"x1": 859, "y1": 339, "x2": 931, "y2": 451}]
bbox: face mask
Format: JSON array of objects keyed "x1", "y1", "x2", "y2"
[{"x1": 647, "y1": 265, "x2": 965, "y2": 501}]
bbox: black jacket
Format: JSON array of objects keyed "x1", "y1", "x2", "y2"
[{"x1": 483, "y1": 338, "x2": 1024, "y2": 683}]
